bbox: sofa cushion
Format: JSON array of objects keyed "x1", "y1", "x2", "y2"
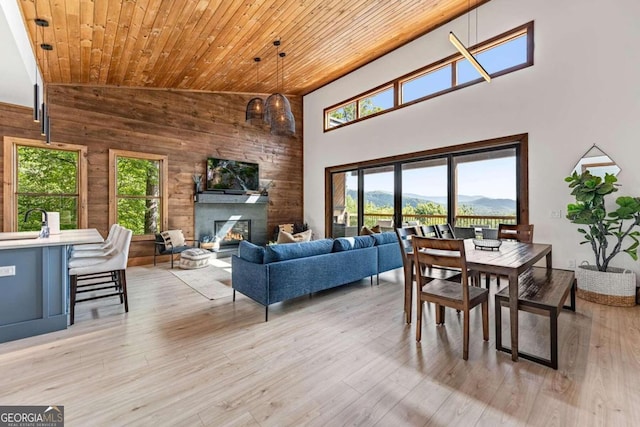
[
  {"x1": 332, "y1": 237, "x2": 353, "y2": 252},
  {"x1": 264, "y1": 239, "x2": 333, "y2": 263},
  {"x1": 238, "y1": 240, "x2": 265, "y2": 264},
  {"x1": 332, "y1": 236, "x2": 375, "y2": 252},
  {"x1": 372, "y1": 231, "x2": 398, "y2": 246},
  {"x1": 353, "y1": 235, "x2": 375, "y2": 248}
]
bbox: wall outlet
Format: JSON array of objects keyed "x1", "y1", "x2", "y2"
[
  {"x1": 0, "y1": 265, "x2": 16, "y2": 277},
  {"x1": 568, "y1": 259, "x2": 576, "y2": 269},
  {"x1": 550, "y1": 210, "x2": 562, "y2": 219}
]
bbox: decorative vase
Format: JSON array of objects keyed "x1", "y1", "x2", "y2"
[{"x1": 575, "y1": 263, "x2": 637, "y2": 307}]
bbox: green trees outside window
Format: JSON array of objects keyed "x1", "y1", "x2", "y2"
[
  {"x1": 17, "y1": 146, "x2": 79, "y2": 231},
  {"x1": 115, "y1": 156, "x2": 161, "y2": 235}
]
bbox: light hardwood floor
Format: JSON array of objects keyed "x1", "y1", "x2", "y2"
[{"x1": 1, "y1": 265, "x2": 639, "y2": 426}]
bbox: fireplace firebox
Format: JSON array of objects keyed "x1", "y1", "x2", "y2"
[{"x1": 214, "y1": 220, "x2": 251, "y2": 246}]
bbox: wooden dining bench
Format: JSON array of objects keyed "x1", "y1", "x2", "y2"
[{"x1": 494, "y1": 267, "x2": 576, "y2": 369}]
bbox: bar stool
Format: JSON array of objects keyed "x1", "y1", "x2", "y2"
[
  {"x1": 68, "y1": 227, "x2": 132, "y2": 325},
  {"x1": 70, "y1": 224, "x2": 124, "y2": 258}
]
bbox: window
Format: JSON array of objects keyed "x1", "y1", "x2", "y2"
[
  {"x1": 456, "y1": 34, "x2": 528, "y2": 85},
  {"x1": 324, "y1": 22, "x2": 533, "y2": 131},
  {"x1": 452, "y1": 148, "x2": 517, "y2": 227},
  {"x1": 109, "y1": 150, "x2": 168, "y2": 238},
  {"x1": 325, "y1": 85, "x2": 394, "y2": 129},
  {"x1": 3, "y1": 137, "x2": 87, "y2": 231},
  {"x1": 327, "y1": 102, "x2": 356, "y2": 128},
  {"x1": 359, "y1": 86, "x2": 394, "y2": 118},
  {"x1": 330, "y1": 170, "x2": 359, "y2": 237},
  {"x1": 363, "y1": 165, "x2": 394, "y2": 228},
  {"x1": 401, "y1": 158, "x2": 448, "y2": 226},
  {"x1": 401, "y1": 65, "x2": 452, "y2": 104},
  {"x1": 326, "y1": 135, "x2": 527, "y2": 236}
]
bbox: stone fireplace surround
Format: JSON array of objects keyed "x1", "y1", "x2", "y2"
[{"x1": 194, "y1": 193, "x2": 268, "y2": 248}]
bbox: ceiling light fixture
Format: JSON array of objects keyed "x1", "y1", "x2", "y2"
[
  {"x1": 449, "y1": 0, "x2": 490, "y2": 83},
  {"x1": 32, "y1": 18, "x2": 48, "y2": 122},
  {"x1": 40, "y1": 42, "x2": 53, "y2": 144},
  {"x1": 449, "y1": 32, "x2": 490, "y2": 82},
  {"x1": 245, "y1": 57, "x2": 265, "y2": 124},
  {"x1": 263, "y1": 40, "x2": 295, "y2": 136}
]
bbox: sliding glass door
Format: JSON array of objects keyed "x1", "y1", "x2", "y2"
[
  {"x1": 326, "y1": 136, "x2": 526, "y2": 237},
  {"x1": 330, "y1": 170, "x2": 358, "y2": 237},
  {"x1": 452, "y1": 148, "x2": 517, "y2": 228},
  {"x1": 363, "y1": 165, "x2": 394, "y2": 229},
  {"x1": 401, "y1": 158, "x2": 448, "y2": 226}
]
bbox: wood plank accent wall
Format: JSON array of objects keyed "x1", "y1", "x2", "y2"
[{"x1": 0, "y1": 86, "x2": 303, "y2": 264}]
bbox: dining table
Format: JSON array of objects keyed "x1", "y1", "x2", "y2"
[{"x1": 464, "y1": 239, "x2": 552, "y2": 361}]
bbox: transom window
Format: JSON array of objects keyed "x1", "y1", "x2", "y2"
[
  {"x1": 325, "y1": 22, "x2": 533, "y2": 131},
  {"x1": 109, "y1": 149, "x2": 168, "y2": 238}
]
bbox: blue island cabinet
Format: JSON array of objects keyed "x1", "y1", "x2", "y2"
[
  {"x1": 0, "y1": 246, "x2": 68, "y2": 343},
  {"x1": 0, "y1": 229, "x2": 103, "y2": 343}
]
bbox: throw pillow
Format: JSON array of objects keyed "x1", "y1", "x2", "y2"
[
  {"x1": 277, "y1": 229, "x2": 313, "y2": 244},
  {"x1": 160, "y1": 230, "x2": 186, "y2": 248},
  {"x1": 277, "y1": 230, "x2": 297, "y2": 244},
  {"x1": 359, "y1": 225, "x2": 380, "y2": 235},
  {"x1": 359, "y1": 226, "x2": 373, "y2": 236},
  {"x1": 293, "y1": 229, "x2": 312, "y2": 242}
]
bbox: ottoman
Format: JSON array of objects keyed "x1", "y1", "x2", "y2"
[{"x1": 178, "y1": 248, "x2": 212, "y2": 269}]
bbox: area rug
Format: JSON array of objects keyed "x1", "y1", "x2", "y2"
[{"x1": 169, "y1": 258, "x2": 233, "y2": 300}]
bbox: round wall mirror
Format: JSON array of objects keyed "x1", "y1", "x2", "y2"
[{"x1": 571, "y1": 144, "x2": 620, "y2": 177}]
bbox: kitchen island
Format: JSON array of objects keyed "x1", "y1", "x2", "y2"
[{"x1": 0, "y1": 229, "x2": 103, "y2": 343}]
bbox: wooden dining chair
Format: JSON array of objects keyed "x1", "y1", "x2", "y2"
[
  {"x1": 395, "y1": 227, "x2": 462, "y2": 323},
  {"x1": 395, "y1": 226, "x2": 421, "y2": 323},
  {"x1": 419, "y1": 225, "x2": 440, "y2": 238},
  {"x1": 412, "y1": 236, "x2": 489, "y2": 360},
  {"x1": 435, "y1": 223, "x2": 456, "y2": 239},
  {"x1": 485, "y1": 223, "x2": 535, "y2": 288},
  {"x1": 498, "y1": 223, "x2": 534, "y2": 243},
  {"x1": 453, "y1": 226, "x2": 476, "y2": 239}
]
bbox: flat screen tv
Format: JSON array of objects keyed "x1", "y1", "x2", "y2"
[{"x1": 206, "y1": 158, "x2": 259, "y2": 192}]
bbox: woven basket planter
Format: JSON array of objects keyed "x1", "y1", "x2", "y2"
[{"x1": 575, "y1": 264, "x2": 636, "y2": 307}]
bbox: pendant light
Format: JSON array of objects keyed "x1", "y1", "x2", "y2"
[
  {"x1": 245, "y1": 57, "x2": 265, "y2": 124},
  {"x1": 449, "y1": 0, "x2": 491, "y2": 82},
  {"x1": 40, "y1": 42, "x2": 53, "y2": 144},
  {"x1": 32, "y1": 17, "x2": 49, "y2": 122},
  {"x1": 263, "y1": 41, "x2": 295, "y2": 136}
]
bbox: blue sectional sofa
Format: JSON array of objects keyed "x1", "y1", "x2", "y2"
[{"x1": 231, "y1": 231, "x2": 402, "y2": 320}]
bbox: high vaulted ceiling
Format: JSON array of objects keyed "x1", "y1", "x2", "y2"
[{"x1": 18, "y1": 0, "x2": 486, "y2": 96}]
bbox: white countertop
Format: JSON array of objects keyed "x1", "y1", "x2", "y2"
[{"x1": 0, "y1": 229, "x2": 104, "y2": 250}]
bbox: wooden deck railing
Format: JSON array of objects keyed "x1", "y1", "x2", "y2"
[{"x1": 357, "y1": 213, "x2": 516, "y2": 229}]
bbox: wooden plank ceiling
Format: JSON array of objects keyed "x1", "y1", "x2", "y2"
[{"x1": 19, "y1": 0, "x2": 486, "y2": 96}]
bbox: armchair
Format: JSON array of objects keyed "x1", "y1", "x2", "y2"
[{"x1": 154, "y1": 230, "x2": 199, "y2": 268}]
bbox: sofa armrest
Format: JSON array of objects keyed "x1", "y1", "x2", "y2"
[{"x1": 231, "y1": 255, "x2": 269, "y2": 306}]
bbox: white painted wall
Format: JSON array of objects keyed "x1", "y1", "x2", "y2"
[
  {"x1": 303, "y1": 0, "x2": 640, "y2": 273},
  {"x1": 0, "y1": 0, "x2": 41, "y2": 107}
]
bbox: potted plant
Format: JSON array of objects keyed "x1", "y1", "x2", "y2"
[{"x1": 565, "y1": 170, "x2": 640, "y2": 306}]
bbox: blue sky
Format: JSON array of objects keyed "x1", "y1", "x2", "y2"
[{"x1": 347, "y1": 156, "x2": 516, "y2": 200}]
